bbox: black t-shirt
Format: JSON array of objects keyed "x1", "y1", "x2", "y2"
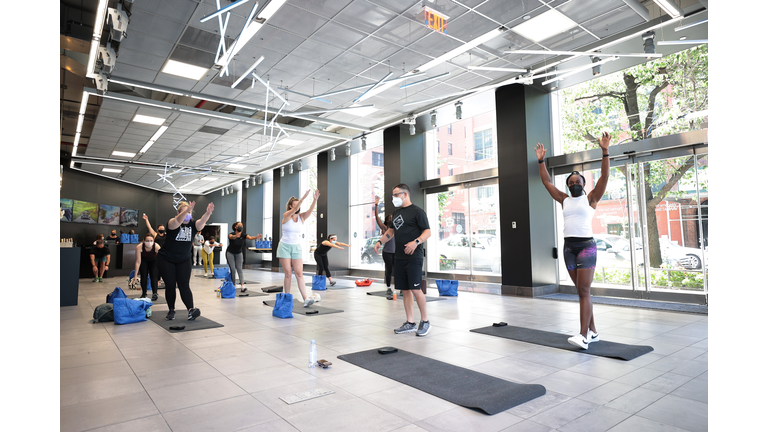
[
  {"x1": 158, "y1": 220, "x2": 197, "y2": 263},
  {"x1": 155, "y1": 232, "x2": 167, "y2": 247},
  {"x1": 91, "y1": 246, "x2": 110, "y2": 259},
  {"x1": 227, "y1": 231, "x2": 248, "y2": 254},
  {"x1": 106, "y1": 235, "x2": 119, "y2": 242},
  {"x1": 391, "y1": 204, "x2": 430, "y2": 260},
  {"x1": 315, "y1": 242, "x2": 333, "y2": 256}
]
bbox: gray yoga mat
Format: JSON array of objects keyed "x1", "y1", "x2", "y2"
[
  {"x1": 470, "y1": 325, "x2": 653, "y2": 361},
  {"x1": 305, "y1": 282, "x2": 356, "y2": 290},
  {"x1": 366, "y1": 291, "x2": 447, "y2": 302},
  {"x1": 262, "y1": 299, "x2": 344, "y2": 316},
  {"x1": 338, "y1": 348, "x2": 546, "y2": 415},
  {"x1": 217, "y1": 291, "x2": 267, "y2": 298},
  {"x1": 261, "y1": 286, "x2": 283, "y2": 293},
  {"x1": 147, "y1": 311, "x2": 224, "y2": 332}
]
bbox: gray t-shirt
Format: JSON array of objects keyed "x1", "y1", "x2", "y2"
[
  {"x1": 193, "y1": 233, "x2": 204, "y2": 246},
  {"x1": 382, "y1": 221, "x2": 396, "y2": 254}
]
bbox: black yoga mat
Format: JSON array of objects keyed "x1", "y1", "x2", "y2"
[
  {"x1": 262, "y1": 299, "x2": 344, "y2": 316},
  {"x1": 147, "y1": 312, "x2": 224, "y2": 332},
  {"x1": 338, "y1": 348, "x2": 546, "y2": 415},
  {"x1": 261, "y1": 286, "x2": 282, "y2": 293},
  {"x1": 217, "y1": 291, "x2": 267, "y2": 298},
  {"x1": 470, "y1": 325, "x2": 653, "y2": 361},
  {"x1": 305, "y1": 283, "x2": 356, "y2": 290},
  {"x1": 366, "y1": 291, "x2": 447, "y2": 302}
]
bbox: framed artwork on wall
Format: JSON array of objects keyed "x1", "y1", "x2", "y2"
[
  {"x1": 99, "y1": 204, "x2": 121, "y2": 225},
  {"x1": 60, "y1": 199, "x2": 73, "y2": 222},
  {"x1": 73, "y1": 200, "x2": 99, "y2": 224},
  {"x1": 120, "y1": 208, "x2": 139, "y2": 226}
]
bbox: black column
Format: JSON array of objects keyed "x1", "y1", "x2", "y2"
[
  {"x1": 317, "y1": 152, "x2": 328, "y2": 246},
  {"x1": 271, "y1": 168, "x2": 281, "y2": 272},
  {"x1": 383, "y1": 124, "x2": 425, "y2": 209},
  {"x1": 241, "y1": 180, "x2": 248, "y2": 255},
  {"x1": 496, "y1": 84, "x2": 558, "y2": 296}
]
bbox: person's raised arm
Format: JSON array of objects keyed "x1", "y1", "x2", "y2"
[
  {"x1": 373, "y1": 196, "x2": 387, "y2": 232},
  {"x1": 282, "y1": 190, "x2": 310, "y2": 224},
  {"x1": 535, "y1": 143, "x2": 568, "y2": 204},
  {"x1": 300, "y1": 190, "x2": 320, "y2": 221},
  {"x1": 168, "y1": 202, "x2": 193, "y2": 230},
  {"x1": 143, "y1": 214, "x2": 157, "y2": 237},
  {"x1": 589, "y1": 132, "x2": 612, "y2": 208},
  {"x1": 195, "y1": 202, "x2": 214, "y2": 232}
]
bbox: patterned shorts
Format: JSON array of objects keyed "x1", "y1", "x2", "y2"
[{"x1": 563, "y1": 238, "x2": 597, "y2": 271}]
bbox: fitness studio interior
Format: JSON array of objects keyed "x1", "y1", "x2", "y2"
[{"x1": 48, "y1": 0, "x2": 748, "y2": 431}]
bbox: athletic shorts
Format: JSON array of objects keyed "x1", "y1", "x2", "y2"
[
  {"x1": 563, "y1": 238, "x2": 597, "y2": 271},
  {"x1": 276, "y1": 241, "x2": 303, "y2": 259},
  {"x1": 394, "y1": 258, "x2": 423, "y2": 291},
  {"x1": 93, "y1": 255, "x2": 108, "y2": 263}
]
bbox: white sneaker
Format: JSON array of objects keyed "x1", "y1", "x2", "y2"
[
  {"x1": 587, "y1": 330, "x2": 600, "y2": 343},
  {"x1": 303, "y1": 297, "x2": 315, "y2": 308},
  {"x1": 567, "y1": 334, "x2": 589, "y2": 349},
  {"x1": 204, "y1": 272, "x2": 208, "y2": 277}
]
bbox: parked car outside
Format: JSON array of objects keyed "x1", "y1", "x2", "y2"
[
  {"x1": 360, "y1": 237, "x2": 383, "y2": 264},
  {"x1": 437, "y1": 234, "x2": 501, "y2": 273},
  {"x1": 657, "y1": 238, "x2": 705, "y2": 269},
  {"x1": 593, "y1": 234, "x2": 642, "y2": 268}
]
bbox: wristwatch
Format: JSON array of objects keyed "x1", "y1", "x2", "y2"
[{"x1": 415, "y1": 239, "x2": 420, "y2": 245}]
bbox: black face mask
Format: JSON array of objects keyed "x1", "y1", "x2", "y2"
[
  {"x1": 236, "y1": 226, "x2": 242, "y2": 232},
  {"x1": 295, "y1": 210, "x2": 300, "y2": 215},
  {"x1": 568, "y1": 184, "x2": 584, "y2": 197},
  {"x1": 158, "y1": 230, "x2": 165, "y2": 234}
]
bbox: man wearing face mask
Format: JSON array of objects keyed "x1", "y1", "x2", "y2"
[
  {"x1": 314, "y1": 234, "x2": 349, "y2": 287},
  {"x1": 106, "y1": 229, "x2": 120, "y2": 245},
  {"x1": 227, "y1": 222, "x2": 262, "y2": 292},
  {"x1": 535, "y1": 132, "x2": 612, "y2": 350},
  {"x1": 374, "y1": 183, "x2": 432, "y2": 337}
]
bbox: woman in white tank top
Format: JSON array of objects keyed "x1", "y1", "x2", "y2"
[
  {"x1": 277, "y1": 189, "x2": 320, "y2": 307},
  {"x1": 535, "y1": 132, "x2": 612, "y2": 350}
]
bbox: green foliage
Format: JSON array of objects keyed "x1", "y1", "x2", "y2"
[{"x1": 593, "y1": 266, "x2": 705, "y2": 291}]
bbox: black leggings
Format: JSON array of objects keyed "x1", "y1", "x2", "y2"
[
  {"x1": 156, "y1": 255, "x2": 193, "y2": 311},
  {"x1": 139, "y1": 258, "x2": 158, "y2": 297},
  {"x1": 383, "y1": 252, "x2": 395, "y2": 287},
  {"x1": 314, "y1": 251, "x2": 331, "y2": 278}
]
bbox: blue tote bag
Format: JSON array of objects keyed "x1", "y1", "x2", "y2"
[
  {"x1": 213, "y1": 267, "x2": 231, "y2": 282},
  {"x1": 436, "y1": 280, "x2": 459, "y2": 296},
  {"x1": 312, "y1": 275, "x2": 326, "y2": 291},
  {"x1": 220, "y1": 280, "x2": 236, "y2": 298},
  {"x1": 113, "y1": 298, "x2": 151, "y2": 324},
  {"x1": 272, "y1": 293, "x2": 294, "y2": 318},
  {"x1": 106, "y1": 287, "x2": 127, "y2": 303}
]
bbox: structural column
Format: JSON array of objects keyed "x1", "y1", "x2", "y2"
[{"x1": 495, "y1": 84, "x2": 558, "y2": 296}]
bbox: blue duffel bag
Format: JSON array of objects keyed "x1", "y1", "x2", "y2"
[
  {"x1": 436, "y1": 279, "x2": 459, "y2": 296},
  {"x1": 220, "y1": 280, "x2": 236, "y2": 298},
  {"x1": 113, "y1": 298, "x2": 151, "y2": 324},
  {"x1": 312, "y1": 275, "x2": 326, "y2": 291},
  {"x1": 272, "y1": 293, "x2": 294, "y2": 318},
  {"x1": 106, "y1": 287, "x2": 127, "y2": 303},
  {"x1": 213, "y1": 267, "x2": 231, "y2": 281}
]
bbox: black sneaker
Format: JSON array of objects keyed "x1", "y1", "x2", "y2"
[
  {"x1": 329, "y1": 280, "x2": 336, "y2": 287},
  {"x1": 386, "y1": 288, "x2": 393, "y2": 295},
  {"x1": 151, "y1": 294, "x2": 158, "y2": 301},
  {"x1": 394, "y1": 322, "x2": 418, "y2": 334},
  {"x1": 140, "y1": 294, "x2": 147, "y2": 299},
  {"x1": 188, "y1": 308, "x2": 201, "y2": 320},
  {"x1": 166, "y1": 310, "x2": 175, "y2": 320},
  {"x1": 416, "y1": 320, "x2": 431, "y2": 337}
]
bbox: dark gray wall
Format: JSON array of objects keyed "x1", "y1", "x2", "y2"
[
  {"x1": 204, "y1": 188, "x2": 238, "y2": 226},
  {"x1": 496, "y1": 84, "x2": 558, "y2": 295},
  {"x1": 383, "y1": 124, "x2": 426, "y2": 212},
  {"x1": 244, "y1": 182, "x2": 264, "y2": 264},
  {"x1": 327, "y1": 150, "x2": 350, "y2": 271}
]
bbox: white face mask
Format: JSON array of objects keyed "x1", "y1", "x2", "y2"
[
  {"x1": 144, "y1": 241, "x2": 154, "y2": 247},
  {"x1": 392, "y1": 196, "x2": 403, "y2": 207},
  {"x1": 331, "y1": 240, "x2": 337, "y2": 244}
]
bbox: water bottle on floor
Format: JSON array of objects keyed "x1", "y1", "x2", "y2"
[{"x1": 309, "y1": 340, "x2": 317, "y2": 368}]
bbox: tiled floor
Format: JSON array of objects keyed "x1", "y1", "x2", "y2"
[{"x1": 61, "y1": 268, "x2": 707, "y2": 432}]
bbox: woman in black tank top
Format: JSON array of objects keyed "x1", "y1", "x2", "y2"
[{"x1": 133, "y1": 233, "x2": 161, "y2": 300}]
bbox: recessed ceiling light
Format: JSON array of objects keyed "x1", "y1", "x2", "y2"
[
  {"x1": 111, "y1": 151, "x2": 136, "y2": 158},
  {"x1": 226, "y1": 164, "x2": 247, "y2": 170},
  {"x1": 346, "y1": 105, "x2": 379, "y2": 117},
  {"x1": 279, "y1": 139, "x2": 303, "y2": 146},
  {"x1": 162, "y1": 59, "x2": 209, "y2": 80},
  {"x1": 201, "y1": 177, "x2": 219, "y2": 181},
  {"x1": 133, "y1": 114, "x2": 166, "y2": 125},
  {"x1": 102, "y1": 168, "x2": 122, "y2": 173},
  {"x1": 511, "y1": 9, "x2": 577, "y2": 42},
  {"x1": 679, "y1": 36, "x2": 687, "y2": 40}
]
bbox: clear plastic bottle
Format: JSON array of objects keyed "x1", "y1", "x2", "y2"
[{"x1": 309, "y1": 340, "x2": 317, "y2": 368}]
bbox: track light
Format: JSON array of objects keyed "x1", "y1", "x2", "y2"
[
  {"x1": 642, "y1": 31, "x2": 656, "y2": 59},
  {"x1": 245, "y1": 178, "x2": 249, "y2": 188},
  {"x1": 591, "y1": 56, "x2": 602, "y2": 76},
  {"x1": 258, "y1": 174, "x2": 262, "y2": 185},
  {"x1": 361, "y1": 135, "x2": 367, "y2": 151},
  {"x1": 251, "y1": 175, "x2": 256, "y2": 187},
  {"x1": 403, "y1": 116, "x2": 416, "y2": 135},
  {"x1": 289, "y1": 163, "x2": 294, "y2": 175},
  {"x1": 330, "y1": 148, "x2": 336, "y2": 161},
  {"x1": 297, "y1": 160, "x2": 303, "y2": 171},
  {"x1": 455, "y1": 101, "x2": 462, "y2": 120},
  {"x1": 222, "y1": 189, "x2": 225, "y2": 196},
  {"x1": 281, "y1": 166, "x2": 285, "y2": 177},
  {"x1": 345, "y1": 144, "x2": 351, "y2": 156},
  {"x1": 430, "y1": 110, "x2": 437, "y2": 128}
]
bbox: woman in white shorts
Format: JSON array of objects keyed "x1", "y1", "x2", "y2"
[{"x1": 277, "y1": 189, "x2": 320, "y2": 307}]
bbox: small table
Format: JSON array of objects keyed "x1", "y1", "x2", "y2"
[{"x1": 248, "y1": 248, "x2": 273, "y2": 253}]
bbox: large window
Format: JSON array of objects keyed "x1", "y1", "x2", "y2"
[
  {"x1": 349, "y1": 138, "x2": 385, "y2": 269},
  {"x1": 262, "y1": 180, "x2": 273, "y2": 261},
  {"x1": 425, "y1": 110, "x2": 497, "y2": 180}
]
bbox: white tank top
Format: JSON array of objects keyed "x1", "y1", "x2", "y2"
[
  {"x1": 281, "y1": 215, "x2": 303, "y2": 244},
  {"x1": 562, "y1": 194, "x2": 595, "y2": 238}
]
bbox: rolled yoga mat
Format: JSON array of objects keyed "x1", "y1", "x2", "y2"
[
  {"x1": 470, "y1": 325, "x2": 653, "y2": 361},
  {"x1": 338, "y1": 347, "x2": 546, "y2": 415}
]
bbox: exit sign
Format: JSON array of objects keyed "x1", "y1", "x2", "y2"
[{"x1": 424, "y1": 7, "x2": 448, "y2": 33}]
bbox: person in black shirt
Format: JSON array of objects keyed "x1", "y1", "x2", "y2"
[
  {"x1": 314, "y1": 234, "x2": 349, "y2": 287},
  {"x1": 106, "y1": 230, "x2": 120, "y2": 245},
  {"x1": 227, "y1": 222, "x2": 262, "y2": 292},
  {"x1": 375, "y1": 183, "x2": 432, "y2": 336},
  {"x1": 143, "y1": 214, "x2": 168, "y2": 287},
  {"x1": 89, "y1": 240, "x2": 111, "y2": 282},
  {"x1": 156, "y1": 201, "x2": 215, "y2": 321}
]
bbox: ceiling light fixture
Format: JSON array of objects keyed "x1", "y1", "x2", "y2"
[
  {"x1": 430, "y1": 110, "x2": 437, "y2": 127},
  {"x1": 217, "y1": 0, "x2": 287, "y2": 72},
  {"x1": 467, "y1": 66, "x2": 528, "y2": 73},
  {"x1": 415, "y1": 26, "x2": 507, "y2": 73},
  {"x1": 140, "y1": 126, "x2": 169, "y2": 154},
  {"x1": 85, "y1": 0, "x2": 110, "y2": 79},
  {"x1": 657, "y1": 39, "x2": 708, "y2": 45},
  {"x1": 511, "y1": 10, "x2": 577, "y2": 42},
  {"x1": 280, "y1": 166, "x2": 285, "y2": 177},
  {"x1": 455, "y1": 101, "x2": 463, "y2": 120},
  {"x1": 652, "y1": 0, "x2": 683, "y2": 18},
  {"x1": 549, "y1": 68, "x2": 558, "y2": 90},
  {"x1": 541, "y1": 56, "x2": 618, "y2": 85},
  {"x1": 111, "y1": 151, "x2": 136, "y2": 158},
  {"x1": 162, "y1": 59, "x2": 209, "y2": 81},
  {"x1": 591, "y1": 56, "x2": 602, "y2": 76},
  {"x1": 258, "y1": 174, "x2": 262, "y2": 184},
  {"x1": 361, "y1": 135, "x2": 367, "y2": 151},
  {"x1": 201, "y1": 177, "x2": 219, "y2": 181},
  {"x1": 132, "y1": 114, "x2": 166, "y2": 125},
  {"x1": 102, "y1": 167, "x2": 122, "y2": 173},
  {"x1": 294, "y1": 104, "x2": 375, "y2": 116},
  {"x1": 345, "y1": 144, "x2": 351, "y2": 156},
  {"x1": 226, "y1": 164, "x2": 247, "y2": 170},
  {"x1": 200, "y1": 0, "x2": 250, "y2": 23},
  {"x1": 642, "y1": 31, "x2": 656, "y2": 59},
  {"x1": 504, "y1": 49, "x2": 662, "y2": 59},
  {"x1": 675, "y1": 18, "x2": 708, "y2": 32},
  {"x1": 297, "y1": 160, "x2": 302, "y2": 170},
  {"x1": 398, "y1": 72, "x2": 451, "y2": 89},
  {"x1": 355, "y1": 72, "x2": 393, "y2": 103},
  {"x1": 231, "y1": 55, "x2": 265, "y2": 88},
  {"x1": 330, "y1": 148, "x2": 336, "y2": 162},
  {"x1": 288, "y1": 163, "x2": 293, "y2": 175}
]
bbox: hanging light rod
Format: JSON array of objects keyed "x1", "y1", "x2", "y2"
[
  {"x1": 294, "y1": 104, "x2": 375, "y2": 116},
  {"x1": 305, "y1": 72, "x2": 426, "y2": 100},
  {"x1": 399, "y1": 72, "x2": 451, "y2": 89},
  {"x1": 541, "y1": 56, "x2": 619, "y2": 85},
  {"x1": 675, "y1": 19, "x2": 707, "y2": 31},
  {"x1": 505, "y1": 49, "x2": 662, "y2": 58},
  {"x1": 231, "y1": 55, "x2": 264, "y2": 88},
  {"x1": 467, "y1": 66, "x2": 528, "y2": 73},
  {"x1": 200, "y1": 0, "x2": 250, "y2": 23},
  {"x1": 354, "y1": 72, "x2": 393, "y2": 103},
  {"x1": 657, "y1": 39, "x2": 708, "y2": 45}
]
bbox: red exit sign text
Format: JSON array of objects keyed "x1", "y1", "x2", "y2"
[{"x1": 424, "y1": 7, "x2": 448, "y2": 33}]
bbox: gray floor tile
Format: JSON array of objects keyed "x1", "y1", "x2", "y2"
[
  {"x1": 60, "y1": 392, "x2": 159, "y2": 432},
  {"x1": 60, "y1": 360, "x2": 134, "y2": 386},
  {"x1": 84, "y1": 414, "x2": 172, "y2": 432},
  {"x1": 606, "y1": 415, "x2": 689, "y2": 432},
  {"x1": 499, "y1": 420, "x2": 557, "y2": 431},
  {"x1": 416, "y1": 407, "x2": 524, "y2": 432},
  {"x1": 284, "y1": 398, "x2": 410, "y2": 432},
  {"x1": 161, "y1": 394, "x2": 279, "y2": 432},
  {"x1": 576, "y1": 381, "x2": 637, "y2": 405},
  {"x1": 529, "y1": 370, "x2": 609, "y2": 398},
  {"x1": 136, "y1": 361, "x2": 225, "y2": 390},
  {"x1": 669, "y1": 376, "x2": 707, "y2": 404},
  {"x1": 61, "y1": 373, "x2": 146, "y2": 407},
  {"x1": 528, "y1": 398, "x2": 599, "y2": 429},
  {"x1": 471, "y1": 356, "x2": 561, "y2": 383},
  {"x1": 558, "y1": 406, "x2": 632, "y2": 432},
  {"x1": 605, "y1": 387, "x2": 666, "y2": 414},
  {"x1": 146, "y1": 376, "x2": 248, "y2": 413},
  {"x1": 636, "y1": 394, "x2": 708, "y2": 432},
  {"x1": 362, "y1": 383, "x2": 456, "y2": 423},
  {"x1": 227, "y1": 363, "x2": 316, "y2": 393},
  {"x1": 640, "y1": 372, "x2": 694, "y2": 394}
]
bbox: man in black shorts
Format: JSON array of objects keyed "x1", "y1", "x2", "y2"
[{"x1": 375, "y1": 183, "x2": 432, "y2": 336}]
